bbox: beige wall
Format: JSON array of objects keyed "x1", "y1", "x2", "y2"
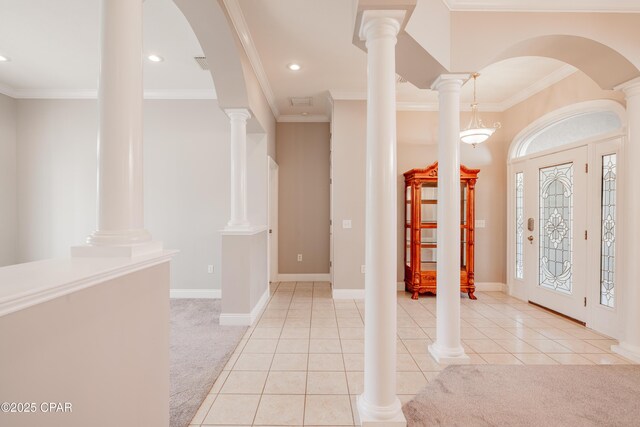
[
  {"x1": 15, "y1": 99, "x2": 231, "y2": 292},
  {"x1": 0, "y1": 263, "x2": 170, "y2": 427},
  {"x1": 221, "y1": 230, "x2": 268, "y2": 315},
  {"x1": 0, "y1": 93, "x2": 17, "y2": 267},
  {"x1": 331, "y1": 100, "x2": 366, "y2": 290},
  {"x1": 276, "y1": 122, "x2": 330, "y2": 274},
  {"x1": 500, "y1": 71, "x2": 625, "y2": 142}
]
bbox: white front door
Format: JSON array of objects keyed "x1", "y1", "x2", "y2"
[{"x1": 524, "y1": 146, "x2": 588, "y2": 321}]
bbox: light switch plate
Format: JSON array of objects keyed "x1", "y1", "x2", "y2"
[
  {"x1": 361, "y1": 265, "x2": 365, "y2": 274},
  {"x1": 475, "y1": 220, "x2": 486, "y2": 228},
  {"x1": 342, "y1": 220, "x2": 352, "y2": 229}
]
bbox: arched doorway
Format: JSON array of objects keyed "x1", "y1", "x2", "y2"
[{"x1": 507, "y1": 100, "x2": 626, "y2": 338}]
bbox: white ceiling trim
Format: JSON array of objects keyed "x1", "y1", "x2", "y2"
[
  {"x1": 397, "y1": 101, "x2": 504, "y2": 112},
  {"x1": 498, "y1": 64, "x2": 577, "y2": 111},
  {"x1": 328, "y1": 91, "x2": 367, "y2": 101},
  {"x1": 442, "y1": 0, "x2": 640, "y2": 12},
  {"x1": 0, "y1": 83, "x2": 18, "y2": 99},
  {"x1": 355, "y1": 64, "x2": 576, "y2": 113},
  {"x1": 278, "y1": 114, "x2": 330, "y2": 123},
  {"x1": 223, "y1": 0, "x2": 280, "y2": 119},
  {"x1": 0, "y1": 88, "x2": 217, "y2": 100}
]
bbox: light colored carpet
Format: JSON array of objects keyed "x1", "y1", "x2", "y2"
[
  {"x1": 170, "y1": 299, "x2": 247, "y2": 427},
  {"x1": 403, "y1": 364, "x2": 640, "y2": 426}
]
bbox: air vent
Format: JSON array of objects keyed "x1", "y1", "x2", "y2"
[
  {"x1": 194, "y1": 56, "x2": 209, "y2": 70},
  {"x1": 290, "y1": 97, "x2": 313, "y2": 107},
  {"x1": 396, "y1": 75, "x2": 408, "y2": 84}
]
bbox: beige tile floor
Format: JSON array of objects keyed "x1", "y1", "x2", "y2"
[{"x1": 189, "y1": 282, "x2": 634, "y2": 426}]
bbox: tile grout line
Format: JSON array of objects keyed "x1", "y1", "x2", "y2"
[{"x1": 251, "y1": 280, "x2": 286, "y2": 427}]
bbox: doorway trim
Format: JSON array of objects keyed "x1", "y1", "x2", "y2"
[
  {"x1": 507, "y1": 100, "x2": 626, "y2": 338},
  {"x1": 267, "y1": 156, "x2": 279, "y2": 283}
]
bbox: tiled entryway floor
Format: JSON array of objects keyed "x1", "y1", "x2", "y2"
[{"x1": 189, "y1": 282, "x2": 634, "y2": 426}]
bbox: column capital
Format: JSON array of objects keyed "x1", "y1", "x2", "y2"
[
  {"x1": 224, "y1": 108, "x2": 252, "y2": 121},
  {"x1": 358, "y1": 10, "x2": 406, "y2": 43},
  {"x1": 430, "y1": 74, "x2": 471, "y2": 92}
]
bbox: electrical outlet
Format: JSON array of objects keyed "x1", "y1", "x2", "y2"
[
  {"x1": 342, "y1": 219, "x2": 352, "y2": 229},
  {"x1": 475, "y1": 219, "x2": 486, "y2": 228},
  {"x1": 207, "y1": 265, "x2": 214, "y2": 274},
  {"x1": 297, "y1": 254, "x2": 303, "y2": 262},
  {"x1": 361, "y1": 265, "x2": 365, "y2": 274}
]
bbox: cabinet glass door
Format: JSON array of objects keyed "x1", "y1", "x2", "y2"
[
  {"x1": 421, "y1": 183, "x2": 437, "y2": 224},
  {"x1": 405, "y1": 185, "x2": 411, "y2": 266},
  {"x1": 421, "y1": 228, "x2": 437, "y2": 270}
]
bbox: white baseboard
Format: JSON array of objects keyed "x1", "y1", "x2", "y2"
[
  {"x1": 277, "y1": 273, "x2": 330, "y2": 282},
  {"x1": 332, "y1": 289, "x2": 365, "y2": 299},
  {"x1": 170, "y1": 288, "x2": 221, "y2": 299},
  {"x1": 475, "y1": 282, "x2": 506, "y2": 292},
  {"x1": 506, "y1": 282, "x2": 527, "y2": 301},
  {"x1": 219, "y1": 287, "x2": 270, "y2": 326}
]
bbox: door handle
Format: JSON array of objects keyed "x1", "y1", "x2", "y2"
[{"x1": 528, "y1": 235, "x2": 534, "y2": 243}]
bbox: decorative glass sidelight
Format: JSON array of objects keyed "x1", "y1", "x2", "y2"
[
  {"x1": 600, "y1": 154, "x2": 617, "y2": 308},
  {"x1": 539, "y1": 163, "x2": 574, "y2": 294},
  {"x1": 515, "y1": 172, "x2": 524, "y2": 279}
]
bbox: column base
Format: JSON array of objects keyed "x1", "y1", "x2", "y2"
[
  {"x1": 428, "y1": 342, "x2": 470, "y2": 364},
  {"x1": 71, "y1": 240, "x2": 163, "y2": 258},
  {"x1": 356, "y1": 395, "x2": 406, "y2": 427},
  {"x1": 611, "y1": 342, "x2": 640, "y2": 363}
]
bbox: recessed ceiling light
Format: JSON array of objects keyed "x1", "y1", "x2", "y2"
[
  {"x1": 0, "y1": 55, "x2": 10, "y2": 62},
  {"x1": 301, "y1": 112, "x2": 309, "y2": 116},
  {"x1": 147, "y1": 54, "x2": 164, "y2": 63},
  {"x1": 287, "y1": 63, "x2": 301, "y2": 71}
]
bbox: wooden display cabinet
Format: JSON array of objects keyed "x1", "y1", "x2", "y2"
[{"x1": 404, "y1": 162, "x2": 479, "y2": 300}]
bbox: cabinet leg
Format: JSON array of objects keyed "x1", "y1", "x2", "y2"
[
  {"x1": 468, "y1": 291, "x2": 477, "y2": 300},
  {"x1": 412, "y1": 291, "x2": 419, "y2": 300}
]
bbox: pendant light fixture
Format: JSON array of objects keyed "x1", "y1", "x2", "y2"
[{"x1": 460, "y1": 73, "x2": 500, "y2": 147}]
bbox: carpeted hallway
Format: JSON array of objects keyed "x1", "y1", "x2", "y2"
[{"x1": 170, "y1": 299, "x2": 247, "y2": 427}]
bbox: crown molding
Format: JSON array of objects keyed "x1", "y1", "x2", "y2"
[
  {"x1": 0, "y1": 87, "x2": 218, "y2": 100},
  {"x1": 223, "y1": 0, "x2": 280, "y2": 119},
  {"x1": 277, "y1": 114, "x2": 330, "y2": 123},
  {"x1": 328, "y1": 91, "x2": 367, "y2": 101},
  {"x1": 398, "y1": 64, "x2": 576, "y2": 112},
  {"x1": 0, "y1": 83, "x2": 18, "y2": 98},
  {"x1": 397, "y1": 101, "x2": 503, "y2": 112},
  {"x1": 144, "y1": 89, "x2": 217, "y2": 99},
  {"x1": 442, "y1": 0, "x2": 640, "y2": 12},
  {"x1": 499, "y1": 64, "x2": 577, "y2": 111}
]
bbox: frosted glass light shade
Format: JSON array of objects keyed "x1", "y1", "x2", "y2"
[{"x1": 460, "y1": 127, "x2": 496, "y2": 145}]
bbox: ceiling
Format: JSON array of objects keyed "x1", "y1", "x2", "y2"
[
  {"x1": 0, "y1": 0, "x2": 214, "y2": 98},
  {"x1": 236, "y1": 0, "x2": 581, "y2": 119},
  {"x1": 0, "y1": 0, "x2": 636, "y2": 117}
]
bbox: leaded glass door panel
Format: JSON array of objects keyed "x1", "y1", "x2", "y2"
[
  {"x1": 525, "y1": 146, "x2": 588, "y2": 322},
  {"x1": 588, "y1": 138, "x2": 622, "y2": 339}
]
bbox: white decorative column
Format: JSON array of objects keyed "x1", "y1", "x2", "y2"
[
  {"x1": 357, "y1": 10, "x2": 406, "y2": 427},
  {"x1": 225, "y1": 108, "x2": 252, "y2": 230},
  {"x1": 73, "y1": 0, "x2": 161, "y2": 257},
  {"x1": 428, "y1": 75, "x2": 470, "y2": 364},
  {"x1": 613, "y1": 77, "x2": 640, "y2": 363}
]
